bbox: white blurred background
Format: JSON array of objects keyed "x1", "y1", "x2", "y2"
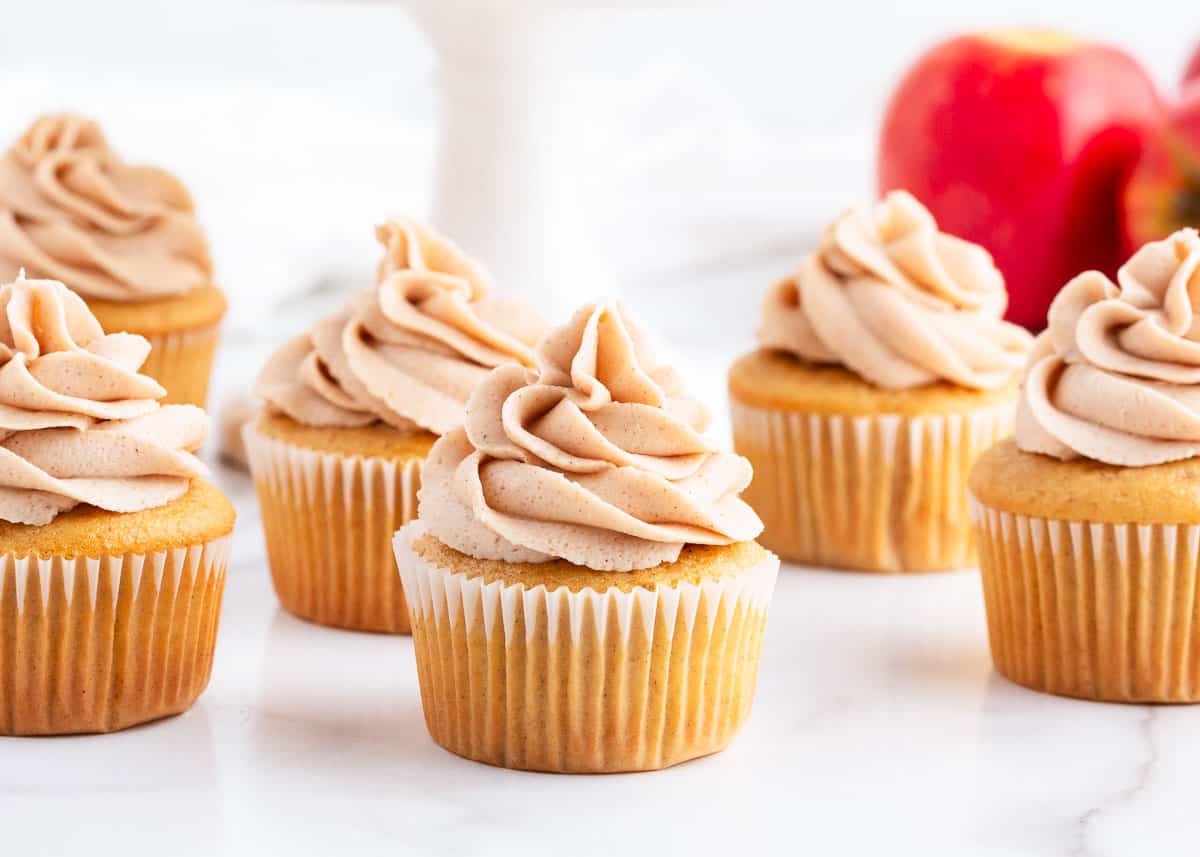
[{"x1": 2, "y1": 2, "x2": 1193, "y2": 397}]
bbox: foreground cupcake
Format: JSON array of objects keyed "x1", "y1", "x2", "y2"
[
  {"x1": 395, "y1": 301, "x2": 778, "y2": 772},
  {"x1": 729, "y1": 191, "x2": 1033, "y2": 572},
  {"x1": 971, "y1": 228, "x2": 1200, "y2": 703},
  {"x1": 246, "y1": 219, "x2": 544, "y2": 633},
  {"x1": 0, "y1": 274, "x2": 234, "y2": 735},
  {"x1": 0, "y1": 114, "x2": 224, "y2": 406}
]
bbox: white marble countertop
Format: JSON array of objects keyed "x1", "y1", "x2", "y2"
[
  {"x1": 3, "y1": 335, "x2": 1197, "y2": 857},
  {"x1": 2, "y1": 5, "x2": 1197, "y2": 852}
]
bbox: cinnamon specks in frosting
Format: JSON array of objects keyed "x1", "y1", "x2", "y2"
[
  {"x1": 419, "y1": 301, "x2": 764, "y2": 572},
  {"x1": 0, "y1": 114, "x2": 212, "y2": 301},
  {"x1": 759, "y1": 190, "x2": 1032, "y2": 391},
  {"x1": 1017, "y1": 228, "x2": 1200, "y2": 467},
  {"x1": 0, "y1": 273, "x2": 208, "y2": 525},
  {"x1": 257, "y1": 218, "x2": 546, "y2": 435}
]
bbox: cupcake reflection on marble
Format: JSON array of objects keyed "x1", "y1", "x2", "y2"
[
  {"x1": 245, "y1": 219, "x2": 545, "y2": 633},
  {"x1": 395, "y1": 301, "x2": 778, "y2": 773},
  {"x1": 729, "y1": 191, "x2": 1033, "y2": 572},
  {"x1": 0, "y1": 114, "x2": 226, "y2": 406},
  {"x1": 0, "y1": 274, "x2": 235, "y2": 735},
  {"x1": 972, "y1": 228, "x2": 1200, "y2": 703}
]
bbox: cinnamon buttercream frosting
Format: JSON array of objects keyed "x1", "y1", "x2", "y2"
[
  {"x1": 257, "y1": 218, "x2": 545, "y2": 435},
  {"x1": 0, "y1": 273, "x2": 208, "y2": 525},
  {"x1": 419, "y1": 301, "x2": 763, "y2": 571},
  {"x1": 1016, "y1": 228, "x2": 1200, "y2": 467},
  {"x1": 759, "y1": 190, "x2": 1032, "y2": 390},
  {"x1": 0, "y1": 114, "x2": 212, "y2": 302}
]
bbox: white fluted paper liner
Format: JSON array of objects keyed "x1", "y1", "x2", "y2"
[
  {"x1": 245, "y1": 423, "x2": 422, "y2": 633},
  {"x1": 730, "y1": 397, "x2": 1013, "y2": 571},
  {"x1": 0, "y1": 536, "x2": 231, "y2": 735},
  {"x1": 970, "y1": 496, "x2": 1200, "y2": 702},
  {"x1": 393, "y1": 522, "x2": 779, "y2": 772},
  {"x1": 141, "y1": 322, "x2": 221, "y2": 407}
]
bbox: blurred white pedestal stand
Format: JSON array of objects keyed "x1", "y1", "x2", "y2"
[{"x1": 405, "y1": 3, "x2": 612, "y2": 320}]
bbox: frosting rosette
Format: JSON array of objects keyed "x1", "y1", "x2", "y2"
[
  {"x1": 1017, "y1": 228, "x2": 1200, "y2": 467},
  {"x1": 0, "y1": 114, "x2": 212, "y2": 301},
  {"x1": 257, "y1": 218, "x2": 545, "y2": 435},
  {"x1": 420, "y1": 301, "x2": 764, "y2": 571},
  {"x1": 759, "y1": 190, "x2": 1032, "y2": 390},
  {"x1": 0, "y1": 273, "x2": 208, "y2": 525}
]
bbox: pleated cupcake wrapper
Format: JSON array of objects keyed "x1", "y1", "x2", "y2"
[
  {"x1": 0, "y1": 536, "x2": 231, "y2": 736},
  {"x1": 141, "y1": 322, "x2": 221, "y2": 407},
  {"x1": 730, "y1": 397, "x2": 1013, "y2": 572},
  {"x1": 245, "y1": 425, "x2": 422, "y2": 634},
  {"x1": 393, "y1": 522, "x2": 779, "y2": 773},
  {"x1": 971, "y1": 497, "x2": 1200, "y2": 703}
]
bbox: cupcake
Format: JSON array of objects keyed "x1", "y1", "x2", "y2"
[
  {"x1": 971, "y1": 228, "x2": 1200, "y2": 703},
  {"x1": 395, "y1": 301, "x2": 778, "y2": 773},
  {"x1": 0, "y1": 114, "x2": 224, "y2": 406},
  {"x1": 0, "y1": 274, "x2": 235, "y2": 735},
  {"x1": 729, "y1": 190, "x2": 1033, "y2": 572},
  {"x1": 246, "y1": 218, "x2": 545, "y2": 633}
]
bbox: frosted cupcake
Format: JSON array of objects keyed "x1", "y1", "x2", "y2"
[
  {"x1": 0, "y1": 114, "x2": 224, "y2": 406},
  {"x1": 246, "y1": 219, "x2": 545, "y2": 633},
  {"x1": 729, "y1": 191, "x2": 1033, "y2": 572},
  {"x1": 971, "y1": 228, "x2": 1200, "y2": 702},
  {"x1": 0, "y1": 274, "x2": 234, "y2": 735},
  {"x1": 395, "y1": 301, "x2": 778, "y2": 773}
]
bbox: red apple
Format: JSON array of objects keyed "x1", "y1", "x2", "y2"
[
  {"x1": 1121, "y1": 88, "x2": 1200, "y2": 252},
  {"x1": 878, "y1": 30, "x2": 1163, "y2": 330}
]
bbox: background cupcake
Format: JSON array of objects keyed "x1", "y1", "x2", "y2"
[
  {"x1": 729, "y1": 190, "x2": 1033, "y2": 572},
  {"x1": 972, "y1": 228, "x2": 1200, "y2": 703},
  {"x1": 396, "y1": 301, "x2": 778, "y2": 773},
  {"x1": 246, "y1": 218, "x2": 545, "y2": 634},
  {"x1": 0, "y1": 274, "x2": 234, "y2": 735},
  {"x1": 0, "y1": 114, "x2": 224, "y2": 406}
]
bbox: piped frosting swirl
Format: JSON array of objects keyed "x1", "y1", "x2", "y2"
[
  {"x1": 257, "y1": 219, "x2": 546, "y2": 435},
  {"x1": 0, "y1": 114, "x2": 212, "y2": 301},
  {"x1": 0, "y1": 273, "x2": 208, "y2": 525},
  {"x1": 759, "y1": 190, "x2": 1032, "y2": 390},
  {"x1": 1017, "y1": 228, "x2": 1200, "y2": 466},
  {"x1": 420, "y1": 301, "x2": 763, "y2": 571}
]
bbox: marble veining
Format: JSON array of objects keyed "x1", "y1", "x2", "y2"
[{"x1": 1073, "y1": 708, "x2": 1157, "y2": 857}]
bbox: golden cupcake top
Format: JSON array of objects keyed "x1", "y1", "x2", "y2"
[
  {"x1": 758, "y1": 190, "x2": 1032, "y2": 391},
  {"x1": 0, "y1": 114, "x2": 212, "y2": 302},
  {"x1": 419, "y1": 301, "x2": 764, "y2": 572},
  {"x1": 0, "y1": 479, "x2": 234, "y2": 558},
  {"x1": 1017, "y1": 227, "x2": 1200, "y2": 467},
  {"x1": 0, "y1": 273, "x2": 208, "y2": 525},
  {"x1": 256, "y1": 218, "x2": 546, "y2": 436},
  {"x1": 970, "y1": 438, "x2": 1200, "y2": 525},
  {"x1": 252, "y1": 410, "x2": 437, "y2": 461},
  {"x1": 412, "y1": 531, "x2": 770, "y2": 592},
  {"x1": 728, "y1": 348, "x2": 1021, "y2": 417}
]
